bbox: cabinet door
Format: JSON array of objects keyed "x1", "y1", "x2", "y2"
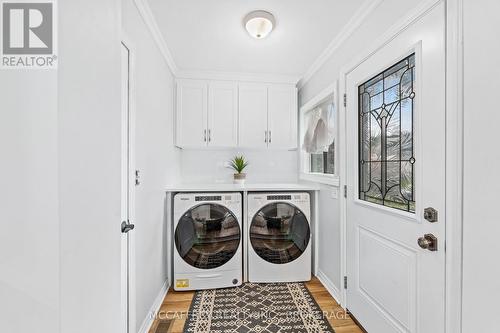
[
  {"x1": 208, "y1": 81, "x2": 238, "y2": 147},
  {"x1": 238, "y1": 83, "x2": 268, "y2": 148},
  {"x1": 268, "y1": 84, "x2": 297, "y2": 149},
  {"x1": 176, "y1": 79, "x2": 208, "y2": 148}
]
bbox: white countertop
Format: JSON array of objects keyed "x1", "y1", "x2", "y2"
[{"x1": 165, "y1": 182, "x2": 320, "y2": 192}]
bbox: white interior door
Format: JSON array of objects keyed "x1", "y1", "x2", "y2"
[
  {"x1": 345, "y1": 4, "x2": 445, "y2": 333},
  {"x1": 208, "y1": 81, "x2": 238, "y2": 147},
  {"x1": 176, "y1": 79, "x2": 208, "y2": 148},
  {"x1": 121, "y1": 41, "x2": 136, "y2": 333},
  {"x1": 238, "y1": 83, "x2": 268, "y2": 148},
  {"x1": 267, "y1": 85, "x2": 297, "y2": 149}
]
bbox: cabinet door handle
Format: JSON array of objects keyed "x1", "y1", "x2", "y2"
[
  {"x1": 269, "y1": 130, "x2": 272, "y2": 143},
  {"x1": 265, "y1": 131, "x2": 268, "y2": 143},
  {"x1": 208, "y1": 129, "x2": 211, "y2": 142},
  {"x1": 204, "y1": 129, "x2": 207, "y2": 142}
]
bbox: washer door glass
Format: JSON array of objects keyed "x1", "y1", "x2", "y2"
[
  {"x1": 175, "y1": 203, "x2": 240, "y2": 269},
  {"x1": 250, "y1": 202, "x2": 310, "y2": 264}
]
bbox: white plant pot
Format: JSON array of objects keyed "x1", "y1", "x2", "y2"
[{"x1": 233, "y1": 173, "x2": 246, "y2": 185}]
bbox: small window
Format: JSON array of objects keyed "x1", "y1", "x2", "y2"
[
  {"x1": 299, "y1": 86, "x2": 338, "y2": 185},
  {"x1": 310, "y1": 141, "x2": 335, "y2": 174}
]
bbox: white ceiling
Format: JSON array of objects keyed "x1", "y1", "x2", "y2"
[{"x1": 147, "y1": 0, "x2": 367, "y2": 79}]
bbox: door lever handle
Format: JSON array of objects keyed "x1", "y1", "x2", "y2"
[{"x1": 121, "y1": 221, "x2": 135, "y2": 233}]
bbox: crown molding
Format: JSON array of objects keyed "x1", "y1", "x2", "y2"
[
  {"x1": 176, "y1": 69, "x2": 300, "y2": 85},
  {"x1": 297, "y1": 0, "x2": 384, "y2": 89},
  {"x1": 133, "y1": 0, "x2": 179, "y2": 75}
]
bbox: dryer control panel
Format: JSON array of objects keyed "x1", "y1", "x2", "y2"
[{"x1": 264, "y1": 193, "x2": 309, "y2": 203}]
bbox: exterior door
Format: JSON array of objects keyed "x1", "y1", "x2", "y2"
[
  {"x1": 120, "y1": 41, "x2": 136, "y2": 333},
  {"x1": 268, "y1": 85, "x2": 297, "y2": 149},
  {"x1": 345, "y1": 3, "x2": 445, "y2": 333},
  {"x1": 208, "y1": 81, "x2": 238, "y2": 147},
  {"x1": 176, "y1": 79, "x2": 208, "y2": 148},
  {"x1": 238, "y1": 83, "x2": 268, "y2": 148}
]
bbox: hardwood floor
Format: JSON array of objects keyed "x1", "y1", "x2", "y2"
[{"x1": 149, "y1": 276, "x2": 363, "y2": 333}]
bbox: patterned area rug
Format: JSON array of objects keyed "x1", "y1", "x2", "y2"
[{"x1": 183, "y1": 282, "x2": 335, "y2": 333}]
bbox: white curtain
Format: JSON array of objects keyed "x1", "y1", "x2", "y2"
[{"x1": 302, "y1": 100, "x2": 335, "y2": 153}]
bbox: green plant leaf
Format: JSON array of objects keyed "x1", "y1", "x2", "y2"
[{"x1": 227, "y1": 155, "x2": 249, "y2": 173}]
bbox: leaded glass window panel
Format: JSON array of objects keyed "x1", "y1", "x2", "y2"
[{"x1": 358, "y1": 54, "x2": 415, "y2": 213}]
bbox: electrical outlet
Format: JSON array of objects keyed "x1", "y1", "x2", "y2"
[{"x1": 223, "y1": 161, "x2": 231, "y2": 168}]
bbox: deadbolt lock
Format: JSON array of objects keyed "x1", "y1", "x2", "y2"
[
  {"x1": 424, "y1": 207, "x2": 438, "y2": 223},
  {"x1": 417, "y1": 234, "x2": 438, "y2": 251}
]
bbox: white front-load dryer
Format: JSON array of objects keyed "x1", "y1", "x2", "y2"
[
  {"x1": 247, "y1": 192, "x2": 311, "y2": 283},
  {"x1": 173, "y1": 192, "x2": 242, "y2": 291}
]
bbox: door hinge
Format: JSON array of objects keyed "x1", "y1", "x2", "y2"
[
  {"x1": 135, "y1": 170, "x2": 140, "y2": 186},
  {"x1": 343, "y1": 93, "x2": 347, "y2": 107},
  {"x1": 344, "y1": 276, "x2": 348, "y2": 289},
  {"x1": 343, "y1": 185, "x2": 347, "y2": 198}
]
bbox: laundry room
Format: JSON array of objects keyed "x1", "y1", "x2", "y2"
[{"x1": 3, "y1": 1, "x2": 498, "y2": 333}]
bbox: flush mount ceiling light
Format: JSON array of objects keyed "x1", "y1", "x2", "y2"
[{"x1": 244, "y1": 10, "x2": 275, "y2": 39}]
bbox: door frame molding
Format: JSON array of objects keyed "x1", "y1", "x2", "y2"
[
  {"x1": 337, "y1": 1, "x2": 463, "y2": 332},
  {"x1": 121, "y1": 35, "x2": 137, "y2": 333}
]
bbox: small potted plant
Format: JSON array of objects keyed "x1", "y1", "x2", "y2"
[{"x1": 228, "y1": 155, "x2": 248, "y2": 185}]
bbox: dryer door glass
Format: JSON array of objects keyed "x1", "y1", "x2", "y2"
[
  {"x1": 175, "y1": 203, "x2": 240, "y2": 269},
  {"x1": 250, "y1": 202, "x2": 310, "y2": 264}
]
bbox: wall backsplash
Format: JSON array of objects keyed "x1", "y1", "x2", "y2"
[{"x1": 179, "y1": 149, "x2": 298, "y2": 184}]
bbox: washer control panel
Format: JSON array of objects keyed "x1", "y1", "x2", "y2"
[{"x1": 195, "y1": 195, "x2": 222, "y2": 201}]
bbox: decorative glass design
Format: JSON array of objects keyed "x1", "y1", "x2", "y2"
[
  {"x1": 250, "y1": 202, "x2": 310, "y2": 264},
  {"x1": 358, "y1": 54, "x2": 416, "y2": 212},
  {"x1": 175, "y1": 204, "x2": 240, "y2": 269}
]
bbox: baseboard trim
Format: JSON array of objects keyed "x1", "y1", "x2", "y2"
[
  {"x1": 137, "y1": 279, "x2": 170, "y2": 333},
  {"x1": 316, "y1": 269, "x2": 342, "y2": 305}
]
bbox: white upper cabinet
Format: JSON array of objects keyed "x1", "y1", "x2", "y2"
[
  {"x1": 176, "y1": 79, "x2": 238, "y2": 148},
  {"x1": 208, "y1": 81, "x2": 238, "y2": 147},
  {"x1": 239, "y1": 83, "x2": 297, "y2": 149},
  {"x1": 238, "y1": 83, "x2": 268, "y2": 149},
  {"x1": 176, "y1": 79, "x2": 208, "y2": 148},
  {"x1": 176, "y1": 79, "x2": 297, "y2": 150},
  {"x1": 268, "y1": 84, "x2": 298, "y2": 149}
]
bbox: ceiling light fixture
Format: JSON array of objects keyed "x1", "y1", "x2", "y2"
[{"x1": 243, "y1": 10, "x2": 275, "y2": 39}]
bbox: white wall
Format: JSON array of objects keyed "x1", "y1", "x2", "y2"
[
  {"x1": 122, "y1": 0, "x2": 181, "y2": 331},
  {"x1": 2, "y1": 1, "x2": 178, "y2": 332},
  {"x1": 298, "y1": 0, "x2": 426, "y2": 295},
  {"x1": 58, "y1": 0, "x2": 123, "y2": 332},
  {"x1": 0, "y1": 67, "x2": 59, "y2": 332},
  {"x1": 315, "y1": 184, "x2": 341, "y2": 294},
  {"x1": 180, "y1": 149, "x2": 297, "y2": 184},
  {"x1": 461, "y1": 1, "x2": 500, "y2": 331}
]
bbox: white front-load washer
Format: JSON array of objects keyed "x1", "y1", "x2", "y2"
[
  {"x1": 247, "y1": 192, "x2": 311, "y2": 283},
  {"x1": 173, "y1": 192, "x2": 242, "y2": 291}
]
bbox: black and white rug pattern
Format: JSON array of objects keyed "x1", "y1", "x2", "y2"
[{"x1": 184, "y1": 282, "x2": 335, "y2": 333}]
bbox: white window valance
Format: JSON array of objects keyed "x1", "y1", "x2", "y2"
[{"x1": 302, "y1": 99, "x2": 335, "y2": 153}]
